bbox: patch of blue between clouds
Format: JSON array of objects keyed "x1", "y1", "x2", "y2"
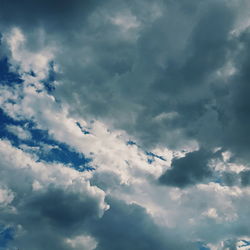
[
  {"x1": 146, "y1": 151, "x2": 166, "y2": 164},
  {"x1": 76, "y1": 122, "x2": 90, "y2": 135},
  {"x1": 240, "y1": 239, "x2": 250, "y2": 247},
  {"x1": 0, "y1": 108, "x2": 94, "y2": 171},
  {"x1": 212, "y1": 176, "x2": 223, "y2": 185},
  {"x1": 127, "y1": 140, "x2": 166, "y2": 164},
  {"x1": 26, "y1": 61, "x2": 56, "y2": 94},
  {"x1": 0, "y1": 57, "x2": 94, "y2": 172},
  {"x1": 146, "y1": 151, "x2": 166, "y2": 161},
  {"x1": 127, "y1": 140, "x2": 136, "y2": 146},
  {"x1": 0, "y1": 226, "x2": 14, "y2": 249},
  {"x1": 199, "y1": 247, "x2": 210, "y2": 250},
  {"x1": 0, "y1": 52, "x2": 55, "y2": 93},
  {"x1": 196, "y1": 241, "x2": 210, "y2": 250},
  {"x1": 0, "y1": 57, "x2": 23, "y2": 86},
  {"x1": 31, "y1": 127, "x2": 94, "y2": 172}
]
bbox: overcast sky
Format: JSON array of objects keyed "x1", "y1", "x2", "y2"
[{"x1": 1, "y1": 0, "x2": 250, "y2": 249}]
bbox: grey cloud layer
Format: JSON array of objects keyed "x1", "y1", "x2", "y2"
[
  {"x1": 2, "y1": 0, "x2": 250, "y2": 249},
  {"x1": 159, "y1": 149, "x2": 214, "y2": 187},
  {"x1": 1, "y1": 0, "x2": 249, "y2": 156},
  {"x1": 88, "y1": 198, "x2": 195, "y2": 250}
]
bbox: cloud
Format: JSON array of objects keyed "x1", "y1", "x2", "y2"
[
  {"x1": 5, "y1": 124, "x2": 31, "y2": 140},
  {"x1": 0, "y1": 139, "x2": 107, "y2": 249},
  {"x1": 240, "y1": 171, "x2": 250, "y2": 186},
  {"x1": 0, "y1": 0, "x2": 99, "y2": 38},
  {"x1": 1, "y1": 0, "x2": 249, "y2": 157},
  {"x1": 6, "y1": 0, "x2": 243, "y2": 161},
  {"x1": 159, "y1": 149, "x2": 213, "y2": 187},
  {"x1": 0, "y1": 187, "x2": 14, "y2": 207},
  {"x1": 65, "y1": 235, "x2": 97, "y2": 250},
  {"x1": 88, "y1": 198, "x2": 195, "y2": 250},
  {"x1": 2, "y1": 0, "x2": 250, "y2": 249},
  {"x1": 49, "y1": 0, "x2": 236, "y2": 151}
]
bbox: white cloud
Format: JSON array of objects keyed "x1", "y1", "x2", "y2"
[
  {"x1": 0, "y1": 186, "x2": 14, "y2": 207},
  {"x1": 5, "y1": 124, "x2": 31, "y2": 140},
  {"x1": 4, "y1": 27, "x2": 55, "y2": 80},
  {"x1": 65, "y1": 235, "x2": 97, "y2": 250}
]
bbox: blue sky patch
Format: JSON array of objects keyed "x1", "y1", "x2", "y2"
[
  {"x1": 146, "y1": 151, "x2": 166, "y2": 161},
  {"x1": 76, "y1": 122, "x2": 90, "y2": 135},
  {"x1": 0, "y1": 226, "x2": 14, "y2": 249},
  {"x1": 0, "y1": 108, "x2": 94, "y2": 172},
  {"x1": 0, "y1": 57, "x2": 23, "y2": 86},
  {"x1": 127, "y1": 140, "x2": 137, "y2": 146}
]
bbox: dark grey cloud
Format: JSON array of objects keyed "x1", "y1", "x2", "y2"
[
  {"x1": 25, "y1": 186, "x2": 100, "y2": 229},
  {"x1": 0, "y1": 142, "x2": 105, "y2": 250},
  {"x1": 214, "y1": 28, "x2": 250, "y2": 162},
  {"x1": 159, "y1": 149, "x2": 213, "y2": 187},
  {"x1": 1, "y1": 184, "x2": 102, "y2": 250},
  {"x1": 221, "y1": 172, "x2": 239, "y2": 187},
  {"x1": 8, "y1": 186, "x2": 100, "y2": 250},
  {"x1": 240, "y1": 170, "x2": 250, "y2": 186},
  {"x1": 88, "y1": 198, "x2": 195, "y2": 250},
  {"x1": 1, "y1": 0, "x2": 247, "y2": 157},
  {"x1": 0, "y1": 0, "x2": 102, "y2": 56},
  {"x1": 0, "y1": 0, "x2": 98, "y2": 31},
  {"x1": 215, "y1": 170, "x2": 250, "y2": 187},
  {"x1": 47, "y1": 0, "x2": 249, "y2": 159}
]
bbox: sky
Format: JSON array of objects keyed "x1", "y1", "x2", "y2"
[{"x1": 1, "y1": 0, "x2": 250, "y2": 249}]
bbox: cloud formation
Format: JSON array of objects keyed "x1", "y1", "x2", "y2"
[
  {"x1": 159, "y1": 149, "x2": 213, "y2": 187},
  {"x1": 1, "y1": 0, "x2": 250, "y2": 249},
  {"x1": 0, "y1": 0, "x2": 244, "y2": 159}
]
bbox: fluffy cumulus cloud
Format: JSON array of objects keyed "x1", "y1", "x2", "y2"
[{"x1": 1, "y1": 0, "x2": 250, "y2": 249}]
